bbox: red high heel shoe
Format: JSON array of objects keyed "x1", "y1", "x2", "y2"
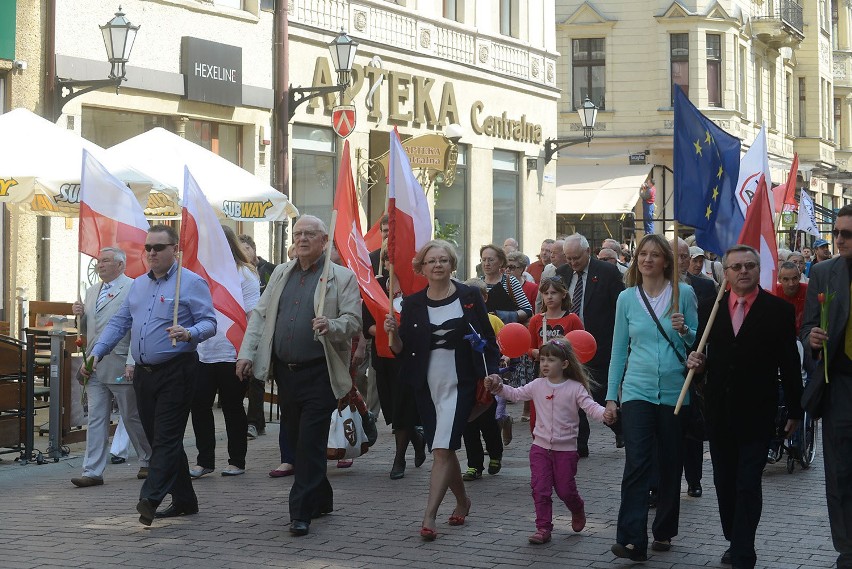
[
  {"x1": 420, "y1": 526, "x2": 437, "y2": 541},
  {"x1": 448, "y1": 496, "x2": 472, "y2": 526}
]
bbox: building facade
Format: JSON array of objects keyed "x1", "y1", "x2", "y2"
[
  {"x1": 287, "y1": 0, "x2": 560, "y2": 279},
  {"x1": 554, "y1": 0, "x2": 851, "y2": 250}
]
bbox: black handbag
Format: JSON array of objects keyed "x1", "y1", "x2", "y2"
[{"x1": 637, "y1": 287, "x2": 707, "y2": 440}]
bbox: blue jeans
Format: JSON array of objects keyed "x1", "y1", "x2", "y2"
[
  {"x1": 617, "y1": 400, "x2": 684, "y2": 553},
  {"x1": 643, "y1": 202, "x2": 655, "y2": 234}
]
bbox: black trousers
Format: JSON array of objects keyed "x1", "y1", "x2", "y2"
[
  {"x1": 463, "y1": 400, "x2": 502, "y2": 471},
  {"x1": 683, "y1": 437, "x2": 703, "y2": 486},
  {"x1": 246, "y1": 377, "x2": 266, "y2": 432},
  {"x1": 134, "y1": 352, "x2": 198, "y2": 508},
  {"x1": 577, "y1": 365, "x2": 622, "y2": 450},
  {"x1": 274, "y1": 360, "x2": 337, "y2": 523},
  {"x1": 708, "y1": 435, "x2": 769, "y2": 569},
  {"x1": 617, "y1": 400, "x2": 683, "y2": 554},
  {"x1": 190, "y1": 361, "x2": 249, "y2": 469},
  {"x1": 823, "y1": 375, "x2": 852, "y2": 569}
]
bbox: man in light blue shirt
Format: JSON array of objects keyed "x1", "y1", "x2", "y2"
[{"x1": 85, "y1": 224, "x2": 216, "y2": 526}]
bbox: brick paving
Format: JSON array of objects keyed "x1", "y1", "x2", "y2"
[{"x1": 0, "y1": 407, "x2": 837, "y2": 569}]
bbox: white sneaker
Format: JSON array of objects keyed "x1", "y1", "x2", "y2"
[
  {"x1": 189, "y1": 466, "x2": 214, "y2": 479},
  {"x1": 221, "y1": 466, "x2": 245, "y2": 476},
  {"x1": 246, "y1": 425, "x2": 258, "y2": 440}
]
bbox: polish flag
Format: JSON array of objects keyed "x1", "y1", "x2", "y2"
[
  {"x1": 388, "y1": 129, "x2": 431, "y2": 294},
  {"x1": 333, "y1": 141, "x2": 396, "y2": 358},
  {"x1": 738, "y1": 174, "x2": 778, "y2": 290},
  {"x1": 79, "y1": 150, "x2": 149, "y2": 277},
  {"x1": 180, "y1": 168, "x2": 247, "y2": 351}
]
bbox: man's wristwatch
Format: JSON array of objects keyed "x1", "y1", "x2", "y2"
[{"x1": 186, "y1": 329, "x2": 192, "y2": 342}]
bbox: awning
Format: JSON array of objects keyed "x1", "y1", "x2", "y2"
[{"x1": 555, "y1": 165, "x2": 652, "y2": 215}]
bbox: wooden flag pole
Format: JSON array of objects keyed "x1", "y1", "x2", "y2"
[
  {"x1": 171, "y1": 251, "x2": 183, "y2": 347},
  {"x1": 76, "y1": 251, "x2": 83, "y2": 340},
  {"x1": 316, "y1": 210, "x2": 338, "y2": 318},
  {"x1": 672, "y1": 221, "x2": 680, "y2": 309},
  {"x1": 674, "y1": 275, "x2": 727, "y2": 415},
  {"x1": 541, "y1": 314, "x2": 547, "y2": 346},
  {"x1": 387, "y1": 263, "x2": 396, "y2": 347}
]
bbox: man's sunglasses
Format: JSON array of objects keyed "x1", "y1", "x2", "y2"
[
  {"x1": 832, "y1": 229, "x2": 852, "y2": 240},
  {"x1": 144, "y1": 243, "x2": 175, "y2": 252}
]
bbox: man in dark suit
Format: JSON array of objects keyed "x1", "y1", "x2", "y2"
[
  {"x1": 557, "y1": 233, "x2": 625, "y2": 455},
  {"x1": 687, "y1": 244, "x2": 801, "y2": 569},
  {"x1": 801, "y1": 205, "x2": 852, "y2": 569}
]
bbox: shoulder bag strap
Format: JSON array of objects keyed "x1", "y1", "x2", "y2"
[{"x1": 637, "y1": 285, "x2": 686, "y2": 365}]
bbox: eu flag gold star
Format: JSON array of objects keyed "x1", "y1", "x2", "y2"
[
  {"x1": 694, "y1": 140, "x2": 703, "y2": 156},
  {"x1": 705, "y1": 204, "x2": 713, "y2": 219},
  {"x1": 705, "y1": 131, "x2": 712, "y2": 144},
  {"x1": 712, "y1": 186, "x2": 719, "y2": 201},
  {"x1": 717, "y1": 165, "x2": 723, "y2": 179}
]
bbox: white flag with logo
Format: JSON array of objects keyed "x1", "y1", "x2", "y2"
[
  {"x1": 735, "y1": 126, "x2": 772, "y2": 217},
  {"x1": 795, "y1": 189, "x2": 820, "y2": 237}
]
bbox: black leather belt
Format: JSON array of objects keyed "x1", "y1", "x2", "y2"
[
  {"x1": 280, "y1": 357, "x2": 326, "y2": 372},
  {"x1": 138, "y1": 352, "x2": 194, "y2": 373}
]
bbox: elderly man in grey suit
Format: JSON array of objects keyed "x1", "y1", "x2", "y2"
[
  {"x1": 71, "y1": 247, "x2": 151, "y2": 487},
  {"x1": 802, "y1": 204, "x2": 852, "y2": 569}
]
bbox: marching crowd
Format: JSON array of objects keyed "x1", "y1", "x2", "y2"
[{"x1": 71, "y1": 211, "x2": 852, "y2": 569}]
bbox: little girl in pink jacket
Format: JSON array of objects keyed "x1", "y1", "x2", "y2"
[{"x1": 485, "y1": 338, "x2": 615, "y2": 544}]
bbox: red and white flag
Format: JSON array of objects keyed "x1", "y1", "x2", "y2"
[
  {"x1": 738, "y1": 174, "x2": 778, "y2": 290},
  {"x1": 333, "y1": 141, "x2": 396, "y2": 358},
  {"x1": 363, "y1": 217, "x2": 384, "y2": 252},
  {"x1": 735, "y1": 126, "x2": 773, "y2": 217},
  {"x1": 388, "y1": 129, "x2": 431, "y2": 295},
  {"x1": 773, "y1": 153, "x2": 799, "y2": 214},
  {"x1": 79, "y1": 150, "x2": 149, "y2": 277},
  {"x1": 180, "y1": 168, "x2": 247, "y2": 351}
]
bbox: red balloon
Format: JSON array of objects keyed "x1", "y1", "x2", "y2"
[
  {"x1": 497, "y1": 322, "x2": 532, "y2": 358},
  {"x1": 565, "y1": 330, "x2": 597, "y2": 364}
]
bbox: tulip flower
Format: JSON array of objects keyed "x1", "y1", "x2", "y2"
[{"x1": 819, "y1": 291, "x2": 835, "y2": 383}]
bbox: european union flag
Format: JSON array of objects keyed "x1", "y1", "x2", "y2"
[{"x1": 673, "y1": 88, "x2": 743, "y2": 255}]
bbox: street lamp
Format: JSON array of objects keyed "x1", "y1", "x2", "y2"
[
  {"x1": 543, "y1": 96, "x2": 599, "y2": 164},
  {"x1": 54, "y1": 6, "x2": 140, "y2": 119},
  {"x1": 288, "y1": 30, "x2": 359, "y2": 119}
]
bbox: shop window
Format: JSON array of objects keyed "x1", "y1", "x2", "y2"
[
  {"x1": 706, "y1": 34, "x2": 722, "y2": 107},
  {"x1": 81, "y1": 108, "x2": 171, "y2": 147},
  {"x1": 434, "y1": 146, "x2": 468, "y2": 278},
  {"x1": 292, "y1": 125, "x2": 336, "y2": 227},
  {"x1": 185, "y1": 120, "x2": 243, "y2": 166},
  {"x1": 572, "y1": 38, "x2": 605, "y2": 110},
  {"x1": 492, "y1": 150, "x2": 519, "y2": 245},
  {"x1": 670, "y1": 33, "x2": 689, "y2": 104}
]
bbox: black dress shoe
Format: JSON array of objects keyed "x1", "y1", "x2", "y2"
[
  {"x1": 390, "y1": 460, "x2": 406, "y2": 480},
  {"x1": 413, "y1": 428, "x2": 426, "y2": 468},
  {"x1": 136, "y1": 498, "x2": 156, "y2": 526},
  {"x1": 721, "y1": 548, "x2": 732, "y2": 564},
  {"x1": 111, "y1": 454, "x2": 126, "y2": 464},
  {"x1": 154, "y1": 502, "x2": 199, "y2": 518},
  {"x1": 290, "y1": 520, "x2": 310, "y2": 536},
  {"x1": 687, "y1": 483, "x2": 703, "y2": 497}
]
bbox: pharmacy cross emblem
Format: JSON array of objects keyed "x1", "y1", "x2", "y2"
[{"x1": 332, "y1": 105, "x2": 356, "y2": 139}]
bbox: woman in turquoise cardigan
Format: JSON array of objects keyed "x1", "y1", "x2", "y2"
[{"x1": 605, "y1": 234, "x2": 698, "y2": 562}]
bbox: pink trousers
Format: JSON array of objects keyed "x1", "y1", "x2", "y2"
[{"x1": 529, "y1": 444, "x2": 583, "y2": 532}]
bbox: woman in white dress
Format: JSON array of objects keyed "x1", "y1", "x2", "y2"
[{"x1": 385, "y1": 240, "x2": 499, "y2": 541}]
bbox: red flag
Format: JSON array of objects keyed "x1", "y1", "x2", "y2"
[
  {"x1": 387, "y1": 129, "x2": 431, "y2": 294},
  {"x1": 738, "y1": 174, "x2": 778, "y2": 290},
  {"x1": 363, "y1": 217, "x2": 383, "y2": 251},
  {"x1": 773, "y1": 153, "x2": 799, "y2": 213},
  {"x1": 180, "y1": 168, "x2": 247, "y2": 352},
  {"x1": 79, "y1": 150, "x2": 149, "y2": 277},
  {"x1": 333, "y1": 141, "x2": 396, "y2": 358}
]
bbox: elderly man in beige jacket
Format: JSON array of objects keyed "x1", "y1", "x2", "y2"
[{"x1": 237, "y1": 214, "x2": 361, "y2": 538}]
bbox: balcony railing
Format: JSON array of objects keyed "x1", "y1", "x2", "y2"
[{"x1": 753, "y1": 0, "x2": 804, "y2": 37}]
